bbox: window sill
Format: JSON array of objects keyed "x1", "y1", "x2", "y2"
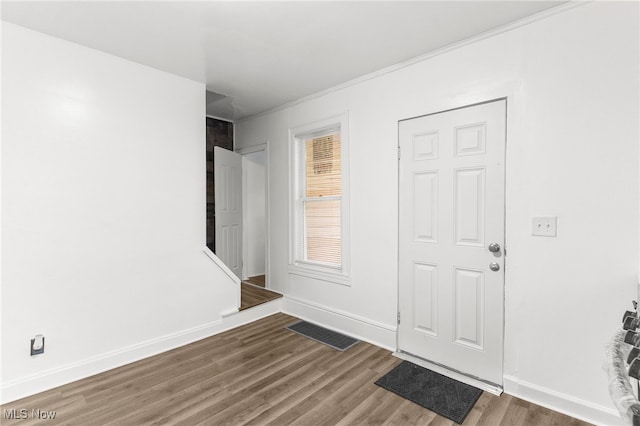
[{"x1": 288, "y1": 264, "x2": 351, "y2": 286}]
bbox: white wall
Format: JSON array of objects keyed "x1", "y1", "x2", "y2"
[
  {"x1": 236, "y1": 2, "x2": 639, "y2": 424},
  {"x1": 244, "y1": 150, "x2": 266, "y2": 278},
  {"x1": 1, "y1": 23, "x2": 238, "y2": 402}
]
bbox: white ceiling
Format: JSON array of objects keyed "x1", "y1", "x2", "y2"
[{"x1": 1, "y1": 1, "x2": 565, "y2": 120}]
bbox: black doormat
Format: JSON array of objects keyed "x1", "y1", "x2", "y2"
[
  {"x1": 375, "y1": 361, "x2": 482, "y2": 424},
  {"x1": 286, "y1": 321, "x2": 359, "y2": 351}
]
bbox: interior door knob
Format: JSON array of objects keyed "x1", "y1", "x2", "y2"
[
  {"x1": 489, "y1": 262, "x2": 500, "y2": 271},
  {"x1": 488, "y1": 243, "x2": 501, "y2": 252}
]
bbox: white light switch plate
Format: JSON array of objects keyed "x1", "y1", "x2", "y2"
[{"x1": 532, "y1": 216, "x2": 557, "y2": 237}]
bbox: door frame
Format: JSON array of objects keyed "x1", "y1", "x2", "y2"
[
  {"x1": 395, "y1": 97, "x2": 508, "y2": 394},
  {"x1": 238, "y1": 143, "x2": 270, "y2": 286}
]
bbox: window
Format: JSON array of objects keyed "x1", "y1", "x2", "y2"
[{"x1": 290, "y1": 113, "x2": 350, "y2": 284}]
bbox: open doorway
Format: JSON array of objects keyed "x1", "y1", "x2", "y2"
[
  {"x1": 240, "y1": 145, "x2": 268, "y2": 288},
  {"x1": 206, "y1": 117, "x2": 279, "y2": 310}
]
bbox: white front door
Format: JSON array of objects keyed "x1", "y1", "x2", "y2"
[
  {"x1": 398, "y1": 99, "x2": 506, "y2": 386},
  {"x1": 214, "y1": 146, "x2": 243, "y2": 278}
]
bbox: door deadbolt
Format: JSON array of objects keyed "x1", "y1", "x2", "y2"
[{"x1": 488, "y1": 243, "x2": 501, "y2": 253}]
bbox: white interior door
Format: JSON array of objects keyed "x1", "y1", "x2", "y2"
[
  {"x1": 398, "y1": 99, "x2": 506, "y2": 386},
  {"x1": 214, "y1": 146, "x2": 243, "y2": 278}
]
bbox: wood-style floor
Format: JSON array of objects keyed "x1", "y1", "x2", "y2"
[
  {"x1": 245, "y1": 274, "x2": 266, "y2": 288},
  {"x1": 1, "y1": 313, "x2": 592, "y2": 426},
  {"x1": 240, "y1": 282, "x2": 281, "y2": 311}
]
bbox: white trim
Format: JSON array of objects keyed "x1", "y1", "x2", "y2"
[
  {"x1": 1, "y1": 318, "x2": 222, "y2": 404},
  {"x1": 282, "y1": 295, "x2": 396, "y2": 350},
  {"x1": 220, "y1": 308, "x2": 239, "y2": 318},
  {"x1": 503, "y1": 375, "x2": 624, "y2": 426},
  {"x1": 0, "y1": 298, "x2": 282, "y2": 405},
  {"x1": 0, "y1": 19, "x2": 3, "y2": 404},
  {"x1": 237, "y1": 144, "x2": 267, "y2": 156},
  {"x1": 265, "y1": 142, "x2": 271, "y2": 289},
  {"x1": 393, "y1": 351, "x2": 503, "y2": 396},
  {"x1": 288, "y1": 265, "x2": 351, "y2": 286},
  {"x1": 216, "y1": 298, "x2": 282, "y2": 332},
  {"x1": 236, "y1": 2, "x2": 585, "y2": 124},
  {"x1": 206, "y1": 114, "x2": 233, "y2": 123},
  {"x1": 241, "y1": 154, "x2": 249, "y2": 280},
  {"x1": 637, "y1": 270, "x2": 640, "y2": 307},
  {"x1": 202, "y1": 247, "x2": 241, "y2": 285},
  {"x1": 202, "y1": 247, "x2": 241, "y2": 310},
  {"x1": 288, "y1": 112, "x2": 351, "y2": 283}
]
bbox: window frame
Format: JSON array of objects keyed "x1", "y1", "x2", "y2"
[{"x1": 288, "y1": 112, "x2": 351, "y2": 285}]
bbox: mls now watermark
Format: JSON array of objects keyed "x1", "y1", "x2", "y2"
[{"x1": 3, "y1": 408, "x2": 57, "y2": 420}]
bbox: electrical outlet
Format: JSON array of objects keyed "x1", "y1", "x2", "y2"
[
  {"x1": 532, "y1": 216, "x2": 557, "y2": 237},
  {"x1": 31, "y1": 335, "x2": 44, "y2": 356}
]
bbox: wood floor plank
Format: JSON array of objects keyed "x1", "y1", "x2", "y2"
[
  {"x1": 335, "y1": 386, "x2": 405, "y2": 426},
  {"x1": 1, "y1": 313, "x2": 594, "y2": 426},
  {"x1": 461, "y1": 392, "x2": 495, "y2": 424},
  {"x1": 289, "y1": 368, "x2": 382, "y2": 426},
  {"x1": 475, "y1": 391, "x2": 513, "y2": 425},
  {"x1": 499, "y1": 396, "x2": 529, "y2": 425},
  {"x1": 428, "y1": 415, "x2": 456, "y2": 426},
  {"x1": 243, "y1": 344, "x2": 378, "y2": 425},
  {"x1": 521, "y1": 401, "x2": 552, "y2": 426},
  {"x1": 383, "y1": 399, "x2": 438, "y2": 425},
  {"x1": 104, "y1": 383, "x2": 225, "y2": 425},
  {"x1": 244, "y1": 274, "x2": 266, "y2": 287},
  {"x1": 240, "y1": 283, "x2": 281, "y2": 310},
  {"x1": 148, "y1": 388, "x2": 234, "y2": 425},
  {"x1": 549, "y1": 409, "x2": 590, "y2": 426}
]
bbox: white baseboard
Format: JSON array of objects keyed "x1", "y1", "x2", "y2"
[
  {"x1": 503, "y1": 375, "x2": 624, "y2": 426},
  {"x1": 218, "y1": 298, "x2": 283, "y2": 330},
  {"x1": 3, "y1": 296, "x2": 622, "y2": 426},
  {"x1": 282, "y1": 295, "x2": 396, "y2": 351},
  {"x1": 1, "y1": 298, "x2": 282, "y2": 405}
]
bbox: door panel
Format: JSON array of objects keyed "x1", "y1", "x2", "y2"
[
  {"x1": 398, "y1": 99, "x2": 506, "y2": 386},
  {"x1": 453, "y1": 267, "x2": 485, "y2": 349},
  {"x1": 214, "y1": 146, "x2": 243, "y2": 278},
  {"x1": 455, "y1": 167, "x2": 485, "y2": 246},
  {"x1": 413, "y1": 262, "x2": 438, "y2": 335},
  {"x1": 413, "y1": 172, "x2": 438, "y2": 242}
]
